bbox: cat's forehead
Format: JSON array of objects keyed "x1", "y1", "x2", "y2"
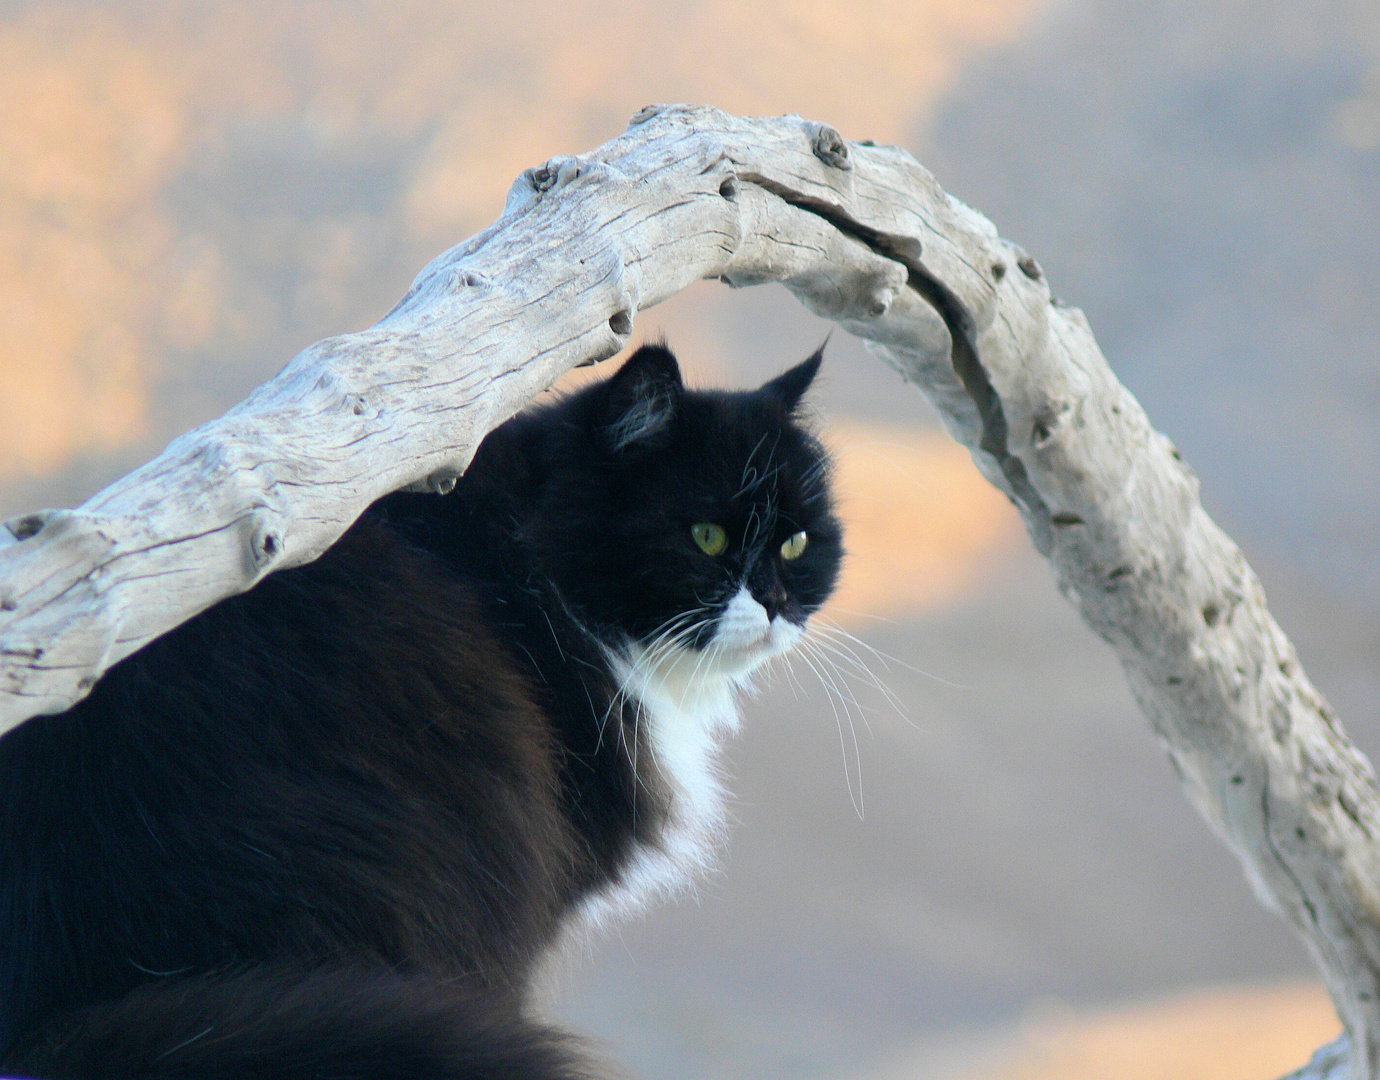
[
  {"x1": 681, "y1": 393, "x2": 801, "y2": 449},
  {"x1": 674, "y1": 392, "x2": 828, "y2": 502}
]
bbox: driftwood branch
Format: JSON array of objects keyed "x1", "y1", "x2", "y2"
[{"x1": 1, "y1": 104, "x2": 1375, "y2": 1078}]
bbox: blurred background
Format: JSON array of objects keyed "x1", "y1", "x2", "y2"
[{"x1": 2, "y1": 0, "x2": 1377, "y2": 1075}]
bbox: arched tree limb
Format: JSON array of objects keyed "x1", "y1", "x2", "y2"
[{"x1": 0, "y1": 104, "x2": 1374, "y2": 1078}]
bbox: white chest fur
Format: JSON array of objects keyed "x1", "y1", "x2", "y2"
[
  {"x1": 575, "y1": 647, "x2": 741, "y2": 929},
  {"x1": 575, "y1": 587, "x2": 803, "y2": 929}
]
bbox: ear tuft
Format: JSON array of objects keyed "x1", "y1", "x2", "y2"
[
  {"x1": 760, "y1": 341, "x2": 825, "y2": 413},
  {"x1": 598, "y1": 344, "x2": 684, "y2": 450}
]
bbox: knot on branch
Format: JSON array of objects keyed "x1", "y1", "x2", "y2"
[
  {"x1": 246, "y1": 515, "x2": 284, "y2": 573},
  {"x1": 5, "y1": 511, "x2": 52, "y2": 542},
  {"x1": 529, "y1": 156, "x2": 581, "y2": 194},
  {"x1": 504, "y1": 155, "x2": 628, "y2": 220},
  {"x1": 1030, "y1": 400, "x2": 1074, "y2": 449},
  {"x1": 448, "y1": 268, "x2": 491, "y2": 292},
  {"x1": 808, "y1": 122, "x2": 852, "y2": 171},
  {"x1": 425, "y1": 471, "x2": 459, "y2": 496},
  {"x1": 627, "y1": 104, "x2": 663, "y2": 126}
]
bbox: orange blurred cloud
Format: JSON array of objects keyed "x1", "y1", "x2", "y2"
[
  {"x1": 957, "y1": 982, "x2": 1339, "y2": 1080},
  {"x1": 0, "y1": 9, "x2": 188, "y2": 474},
  {"x1": 0, "y1": 0, "x2": 1045, "y2": 485},
  {"x1": 394, "y1": 0, "x2": 1050, "y2": 237},
  {"x1": 824, "y1": 420, "x2": 1022, "y2": 621}
]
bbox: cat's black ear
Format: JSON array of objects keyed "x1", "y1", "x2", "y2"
[
  {"x1": 760, "y1": 342, "x2": 824, "y2": 413},
  {"x1": 597, "y1": 344, "x2": 684, "y2": 450}
]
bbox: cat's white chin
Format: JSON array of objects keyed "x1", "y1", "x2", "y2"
[
  {"x1": 706, "y1": 586, "x2": 804, "y2": 674},
  {"x1": 705, "y1": 618, "x2": 804, "y2": 679}
]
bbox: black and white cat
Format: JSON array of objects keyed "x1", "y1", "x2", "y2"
[{"x1": 0, "y1": 343, "x2": 842, "y2": 1079}]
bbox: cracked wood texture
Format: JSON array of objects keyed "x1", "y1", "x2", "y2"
[{"x1": 1, "y1": 104, "x2": 1376, "y2": 1078}]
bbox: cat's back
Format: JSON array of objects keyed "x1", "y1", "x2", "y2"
[{"x1": 0, "y1": 459, "x2": 594, "y2": 1056}]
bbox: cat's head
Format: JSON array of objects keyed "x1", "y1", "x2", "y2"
[{"x1": 531, "y1": 343, "x2": 842, "y2": 681}]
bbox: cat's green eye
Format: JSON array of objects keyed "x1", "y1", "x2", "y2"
[
  {"x1": 780, "y1": 530, "x2": 808, "y2": 561},
  {"x1": 691, "y1": 522, "x2": 728, "y2": 557}
]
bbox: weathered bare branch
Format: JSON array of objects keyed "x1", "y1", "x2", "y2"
[{"x1": 1, "y1": 104, "x2": 1374, "y2": 1078}]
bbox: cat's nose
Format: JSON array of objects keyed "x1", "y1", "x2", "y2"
[{"x1": 754, "y1": 579, "x2": 788, "y2": 621}]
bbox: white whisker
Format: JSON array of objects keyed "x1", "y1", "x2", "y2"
[
  {"x1": 807, "y1": 629, "x2": 911, "y2": 723},
  {"x1": 814, "y1": 613, "x2": 972, "y2": 690},
  {"x1": 800, "y1": 634, "x2": 875, "y2": 741},
  {"x1": 791, "y1": 640, "x2": 865, "y2": 819}
]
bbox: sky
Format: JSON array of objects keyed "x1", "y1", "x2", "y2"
[{"x1": 0, "y1": 0, "x2": 1037, "y2": 475}]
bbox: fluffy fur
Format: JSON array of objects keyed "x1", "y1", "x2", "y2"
[{"x1": 0, "y1": 344, "x2": 842, "y2": 1079}]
